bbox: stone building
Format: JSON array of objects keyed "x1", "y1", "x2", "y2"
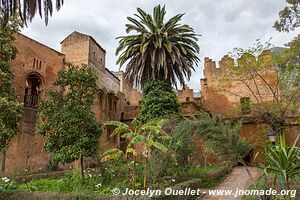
[
  {"x1": 2, "y1": 31, "x2": 124, "y2": 174},
  {"x1": 199, "y1": 51, "x2": 300, "y2": 158},
  {"x1": 177, "y1": 85, "x2": 202, "y2": 118},
  {"x1": 2, "y1": 31, "x2": 299, "y2": 173}
]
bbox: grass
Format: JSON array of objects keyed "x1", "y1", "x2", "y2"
[
  {"x1": 15, "y1": 170, "x2": 121, "y2": 195},
  {"x1": 8, "y1": 163, "x2": 228, "y2": 196},
  {"x1": 187, "y1": 164, "x2": 226, "y2": 177},
  {"x1": 201, "y1": 172, "x2": 229, "y2": 188}
]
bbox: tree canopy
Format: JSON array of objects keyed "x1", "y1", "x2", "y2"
[
  {"x1": 116, "y1": 5, "x2": 200, "y2": 88},
  {"x1": 140, "y1": 80, "x2": 182, "y2": 123},
  {"x1": 38, "y1": 64, "x2": 102, "y2": 177},
  {"x1": 274, "y1": 0, "x2": 300, "y2": 32},
  {"x1": 0, "y1": 13, "x2": 22, "y2": 153}
]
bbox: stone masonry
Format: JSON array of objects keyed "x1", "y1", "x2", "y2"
[{"x1": 2, "y1": 32, "x2": 299, "y2": 174}]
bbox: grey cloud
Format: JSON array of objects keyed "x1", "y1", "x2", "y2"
[{"x1": 21, "y1": 0, "x2": 299, "y2": 92}]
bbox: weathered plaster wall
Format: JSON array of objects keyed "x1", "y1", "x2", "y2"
[{"x1": 4, "y1": 33, "x2": 65, "y2": 174}]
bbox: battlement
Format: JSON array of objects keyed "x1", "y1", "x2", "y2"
[{"x1": 203, "y1": 50, "x2": 272, "y2": 79}]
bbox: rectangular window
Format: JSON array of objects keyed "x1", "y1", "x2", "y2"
[{"x1": 240, "y1": 97, "x2": 251, "y2": 114}]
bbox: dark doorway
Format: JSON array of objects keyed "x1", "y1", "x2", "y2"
[{"x1": 24, "y1": 74, "x2": 42, "y2": 108}]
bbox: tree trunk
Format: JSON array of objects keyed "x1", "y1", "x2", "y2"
[
  {"x1": 133, "y1": 156, "x2": 136, "y2": 189},
  {"x1": 1, "y1": 151, "x2": 6, "y2": 174},
  {"x1": 143, "y1": 157, "x2": 147, "y2": 189},
  {"x1": 80, "y1": 157, "x2": 84, "y2": 179}
]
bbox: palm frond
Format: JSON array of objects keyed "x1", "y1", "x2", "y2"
[
  {"x1": 0, "y1": 0, "x2": 63, "y2": 26},
  {"x1": 116, "y1": 4, "x2": 200, "y2": 87}
]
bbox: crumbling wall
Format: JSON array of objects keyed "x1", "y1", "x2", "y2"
[{"x1": 201, "y1": 51, "x2": 276, "y2": 117}]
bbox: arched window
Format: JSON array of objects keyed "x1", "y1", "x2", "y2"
[{"x1": 24, "y1": 73, "x2": 43, "y2": 108}]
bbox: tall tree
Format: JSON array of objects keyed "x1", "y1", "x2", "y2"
[
  {"x1": 116, "y1": 5, "x2": 200, "y2": 88},
  {"x1": 38, "y1": 64, "x2": 102, "y2": 178},
  {"x1": 0, "y1": 12, "x2": 23, "y2": 172},
  {"x1": 0, "y1": 0, "x2": 64, "y2": 27},
  {"x1": 116, "y1": 5, "x2": 200, "y2": 122},
  {"x1": 274, "y1": 0, "x2": 300, "y2": 32}
]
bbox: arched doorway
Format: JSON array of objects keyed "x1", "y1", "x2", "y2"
[{"x1": 23, "y1": 73, "x2": 43, "y2": 108}]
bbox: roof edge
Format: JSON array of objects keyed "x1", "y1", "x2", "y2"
[{"x1": 18, "y1": 32, "x2": 65, "y2": 56}]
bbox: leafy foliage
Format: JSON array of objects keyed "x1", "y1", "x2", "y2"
[
  {"x1": 116, "y1": 5, "x2": 200, "y2": 87},
  {"x1": 263, "y1": 134, "x2": 300, "y2": 192},
  {"x1": 0, "y1": 177, "x2": 17, "y2": 190},
  {"x1": 174, "y1": 112, "x2": 253, "y2": 165},
  {"x1": 0, "y1": 14, "x2": 22, "y2": 153},
  {"x1": 140, "y1": 80, "x2": 182, "y2": 123},
  {"x1": 16, "y1": 169, "x2": 115, "y2": 194},
  {"x1": 0, "y1": 0, "x2": 64, "y2": 27},
  {"x1": 204, "y1": 119, "x2": 252, "y2": 165},
  {"x1": 38, "y1": 64, "x2": 102, "y2": 176},
  {"x1": 103, "y1": 118, "x2": 170, "y2": 189},
  {"x1": 274, "y1": 0, "x2": 300, "y2": 32},
  {"x1": 172, "y1": 120, "x2": 197, "y2": 166},
  {"x1": 273, "y1": 35, "x2": 300, "y2": 84}
]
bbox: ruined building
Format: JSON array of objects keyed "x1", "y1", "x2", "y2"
[
  {"x1": 2, "y1": 32, "x2": 299, "y2": 173},
  {"x1": 200, "y1": 52, "x2": 300, "y2": 154},
  {"x1": 2, "y1": 31, "x2": 125, "y2": 173}
]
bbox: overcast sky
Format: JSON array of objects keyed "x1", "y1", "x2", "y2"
[{"x1": 21, "y1": 0, "x2": 299, "y2": 92}]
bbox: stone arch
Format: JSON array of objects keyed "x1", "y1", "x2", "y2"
[{"x1": 23, "y1": 72, "x2": 44, "y2": 108}]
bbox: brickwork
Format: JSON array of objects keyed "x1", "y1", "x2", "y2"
[{"x1": 198, "y1": 51, "x2": 300, "y2": 164}]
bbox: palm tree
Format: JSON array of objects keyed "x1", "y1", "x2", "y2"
[
  {"x1": 0, "y1": 0, "x2": 64, "y2": 26},
  {"x1": 116, "y1": 5, "x2": 200, "y2": 88}
]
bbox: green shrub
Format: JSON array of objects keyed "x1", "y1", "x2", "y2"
[
  {"x1": 172, "y1": 120, "x2": 198, "y2": 166},
  {"x1": 174, "y1": 112, "x2": 253, "y2": 166},
  {"x1": 140, "y1": 80, "x2": 182, "y2": 123},
  {"x1": 0, "y1": 177, "x2": 17, "y2": 190}
]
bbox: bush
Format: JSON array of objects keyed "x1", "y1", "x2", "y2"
[
  {"x1": 172, "y1": 120, "x2": 198, "y2": 166},
  {"x1": 0, "y1": 177, "x2": 17, "y2": 190},
  {"x1": 173, "y1": 112, "x2": 253, "y2": 166},
  {"x1": 140, "y1": 80, "x2": 182, "y2": 123}
]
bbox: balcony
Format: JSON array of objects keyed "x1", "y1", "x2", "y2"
[{"x1": 24, "y1": 95, "x2": 39, "y2": 108}]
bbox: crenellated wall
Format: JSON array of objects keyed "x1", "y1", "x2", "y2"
[
  {"x1": 201, "y1": 51, "x2": 277, "y2": 117},
  {"x1": 6, "y1": 32, "x2": 299, "y2": 173}
]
